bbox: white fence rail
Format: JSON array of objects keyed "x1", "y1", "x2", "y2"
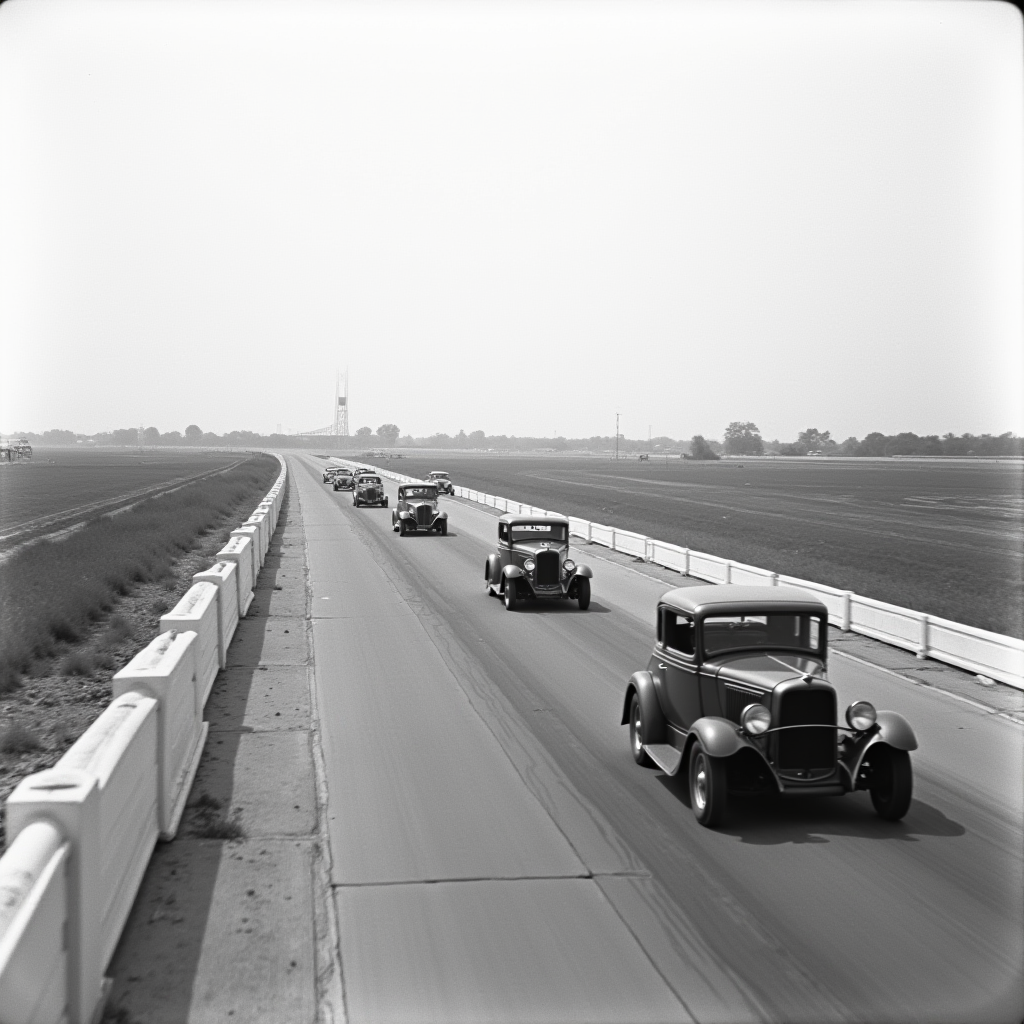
[
  {"x1": 345, "y1": 459, "x2": 1022, "y2": 691},
  {"x1": 0, "y1": 455, "x2": 288, "y2": 1023}
]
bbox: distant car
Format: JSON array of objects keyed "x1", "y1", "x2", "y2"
[
  {"x1": 485, "y1": 515, "x2": 593, "y2": 611},
  {"x1": 622, "y1": 585, "x2": 917, "y2": 827},
  {"x1": 353, "y1": 474, "x2": 387, "y2": 507},
  {"x1": 354, "y1": 466, "x2": 374, "y2": 478},
  {"x1": 332, "y1": 470, "x2": 355, "y2": 491},
  {"x1": 323, "y1": 467, "x2": 344, "y2": 483},
  {"x1": 427, "y1": 471, "x2": 454, "y2": 495},
  {"x1": 392, "y1": 483, "x2": 448, "y2": 536}
]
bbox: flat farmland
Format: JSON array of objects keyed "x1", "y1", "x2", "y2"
[
  {"x1": 0, "y1": 447, "x2": 247, "y2": 550},
  {"x1": 390, "y1": 454, "x2": 1024, "y2": 637}
]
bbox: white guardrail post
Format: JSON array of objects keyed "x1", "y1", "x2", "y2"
[
  {"x1": 112, "y1": 630, "x2": 207, "y2": 840},
  {"x1": 216, "y1": 535, "x2": 256, "y2": 616},
  {"x1": 192, "y1": 561, "x2": 240, "y2": 669},
  {"x1": 160, "y1": 583, "x2": 220, "y2": 708}
]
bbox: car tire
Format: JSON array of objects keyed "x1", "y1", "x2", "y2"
[
  {"x1": 628, "y1": 693, "x2": 654, "y2": 767},
  {"x1": 869, "y1": 748, "x2": 913, "y2": 821},
  {"x1": 439, "y1": 521, "x2": 447, "y2": 536},
  {"x1": 689, "y1": 743, "x2": 728, "y2": 828},
  {"x1": 504, "y1": 577, "x2": 518, "y2": 611},
  {"x1": 399, "y1": 519, "x2": 407, "y2": 536},
  {"x1": 383, "y1": 497, "x2": 388, "y2": 507},
  {"x1": 576, "y1": 577, "x2": 591, "y2": 610}
]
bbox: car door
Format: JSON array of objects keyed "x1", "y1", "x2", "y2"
[
  {"x1": 496, "y1": 521, "x2": 511, "y2": 582},
  {"x1": 656, "y1": 609, "x2": 702, "y2": 729}
]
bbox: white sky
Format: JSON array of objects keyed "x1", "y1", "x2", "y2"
[{"x1": 0, "y1": 0, "x2": 1021, "y2": 441}]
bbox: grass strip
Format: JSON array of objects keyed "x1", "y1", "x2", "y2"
[{"x1": 0, "y1": 454, "x2": 279, "y2": 692}]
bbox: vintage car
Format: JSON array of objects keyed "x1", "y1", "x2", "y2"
[
  {"x1": 485, "y1": 515, "x2": 593, "y2": 610},
  {"x1": 392, "y1": 483, "x2": 448, "y2": 535},
  {"x1": 322, "y1": 467, "x2": 340, "y2": 483},
  {"x1": 332, "y1": 469, "x2": 355, "y2": 491},
  {"x1": 622, "y1": 585, "x2": 917, "y2": 827},
  {"x1": 426, "y1": 470, "x2": 455, "y2": 495},
  {"x1": 352, "y1": 474, "x2": 387, "y2": 507}
]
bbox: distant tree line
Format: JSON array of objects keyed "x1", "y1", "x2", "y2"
[{"x1": 13, "y1": 424, "x2": 1023, "y2": 459}]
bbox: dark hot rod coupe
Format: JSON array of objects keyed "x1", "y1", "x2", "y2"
[
  {"x1": 392, "y1": 483, "x2": 448, "y2": 535},
  {"x1": 622, "y1": 585, "x2": 917, "y2": 827},
  {"x1": 485, "y1": 514, "x2": 593, "y2": 610},
  {"x1": 352, "y1": 474, "x2": 387, "y2": 507}
]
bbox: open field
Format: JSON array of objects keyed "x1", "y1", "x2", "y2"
[
  {"x1": 388, "y1": 454, "x2": 1024, "y2": 637},
  {"x1": 0, "y1": 453, "x2": 279, "y2": 691},
  {"x1": 0, "y1": 447, "x2": 248, "y2": 550}
]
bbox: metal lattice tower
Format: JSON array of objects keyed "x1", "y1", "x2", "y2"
[{"x1": 334, "y1": 369, "x2": 349, "y2": 437}]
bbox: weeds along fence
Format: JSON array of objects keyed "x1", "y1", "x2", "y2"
[
  {"x1": 0, "y1": 455, "x2": 281, "y2": 693},
  {"x1": 0, "y1": 456, "x2": 286, "y2": 1024},
  {"x1": 339, "y1": 458, "x2": 1024, "y2": 691}
]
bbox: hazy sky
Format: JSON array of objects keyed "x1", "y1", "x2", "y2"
[{"x1": 1, "y1": 0, "x2": 1020, "y2": 442}]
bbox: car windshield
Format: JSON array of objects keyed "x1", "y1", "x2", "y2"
[
  {"x1": 403, "y1": 487, "x2": 436, "y2": 499},
  {"x1": 430, "y1": 474, "x2": 449, "y2": 479},
  {"x1": 359, "y1": 477, "x2": 381, "y2": 484},
  {"x1": 702, "y1": 614, "x2": 823, "y2": 656},
  {"x1": 510, "y1": 523, "x2": 568, "y2": 544}
]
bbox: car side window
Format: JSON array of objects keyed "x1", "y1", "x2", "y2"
[
  {"x1": 663, "y1": 611, "x2": 695, "y2": 657},
  {"x1": 498, "y1": 523, "x2": 508, "y2": 544}
]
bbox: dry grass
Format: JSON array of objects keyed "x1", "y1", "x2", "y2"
[{"x1": 0, "y1": 720, "x2": 43, "y2": 755}]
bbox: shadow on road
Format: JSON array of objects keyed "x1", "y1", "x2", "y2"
[{"x1": 655, "y1": 771, "x2": 966, "y2": 844}]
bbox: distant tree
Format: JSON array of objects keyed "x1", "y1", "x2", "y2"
[
  {"x1": 112, "y1": 428, "x2": 138, "y2": 445},
  {"x1": 376, "y1": 423, "x2": 400, "y2": 446},
  {"x1": 355, "y1": 426, "x2": 372, "y2": 437},
  {"x1": 454, "y1": 429, "x2": 468, "y2": 447},
  {"x1": 161, "y1": 430, "x2": 183, "y2": 444},
  {"x1": 777, "y1": 442, "x2": 805, "y2": 456},
  {"x1": 836, "y1": 436, "x2": 860, "y2": 456},
  {"x1": 142, "y1": 426, "x2": 160, "y2": 444},
  {"x1": 855, "y1": 432, "x2": 888, "y2": 456},
  {"x1": 428, "y1": 433, "x2": 452, "y2": 448},
  {"x1": 689, "y1": 435, "x2": 720, "y2": 460},
  {"x1": 723, "y1": 422, "x2": 764, "y2": 456},
  {"x1": 184, "y1": 424, "x2": 203, "y2": 444},
  {"x1": 468, "y1": 430, "x2": 486, "y2": 447},
  {"x1": 796, "y1": 427, "x2": 834, "y2": 452},
  {"x1": 397, "y1": 434, "x2": 416, "y2": 447},
  {"x1": 42, "y1": 429, "x2": 77, "y2": 444}
]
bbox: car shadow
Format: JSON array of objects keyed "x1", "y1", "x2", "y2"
[
  {"x1": 655, "y1": 772, "x2": 966, "y2": 844},
  {"x1": 517, "y1": 599, "x2": 612, "y2": 614}
]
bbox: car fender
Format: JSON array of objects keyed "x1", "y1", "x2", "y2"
[
  {"x1": 620, "y1": 672, "x2": 666, "y2": 744},
  {"x1": 572, "y1": 564, "x2": 593, "y2": 579},
  {"x1": 485, "y1": 554, "x2": 502, "y2": 583},
  {"x1": 397, "y1": 510, "x2": 414, "y2": 520},
  {"x1": 436, "y1": 510, "x2": 448, "y2": 521},
  {"x1": 502, "y1": 564, "x2": 525, "y2": 579},
  {"x1": 686, "y1": 717, "x2": 747, "y2": 759},
  {"x1": 839, "y1": 710, "x2": 917, "y2": 789}
]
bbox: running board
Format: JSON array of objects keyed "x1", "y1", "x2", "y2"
[{"x1": 644, "y1": 744, "x2": 683, "y2": 776}]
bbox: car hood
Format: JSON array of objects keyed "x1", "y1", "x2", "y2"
[
  {"x1": 513, "y1": 543, "x2": 567, "y2": 558},
  {"x1": 707, "y1": 651, "x2": 827, "y2": 690}
]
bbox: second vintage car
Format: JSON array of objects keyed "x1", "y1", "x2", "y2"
[
  {"x1": 352, "y1": 474, "x2": 387, "y2": 507},
  {"x1": 392, "y1": 483, "x2": 448, "y2": 535},
  {"x1": 485, "y1": 514, "x2": 593, "y2": 610},
  {"x1": 332, "y1": 469, "x2": 355, "y2": 491},
  {"x1": 426, "y1": 470, "x2": 455, "y2": 495},
  {"x1": 622, "y1": 585, "x2": 918, "y2": 827}
]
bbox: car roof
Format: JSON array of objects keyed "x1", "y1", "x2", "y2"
[
  {"x1": 400, "y1": 482, "x2": 435, "y2": 488},
  {"x1": 497, "y1": 513, "x2": 570, "y2": 527},
  {"x1": 659, "y1": 584, "x2": 829, "y2": 617},
  {"x1": 428, "y1": 470, "x2": 449, "y2": 475}
]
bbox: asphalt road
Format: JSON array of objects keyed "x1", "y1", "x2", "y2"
[{"x1": 293, "y1": 454, "x2": 1023, "y2": 1024}]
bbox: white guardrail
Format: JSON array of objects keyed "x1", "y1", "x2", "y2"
[
  {"x1": 336, "y1": 458, "x2": 1024, "y2": 692},
  {"x1": 0, "y1": 456, "x2": 287, "y2": 1024}
]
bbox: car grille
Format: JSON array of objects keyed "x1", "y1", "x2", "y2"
[
  {"x1": 365, "y1": 488, "x2": 377, "y2": 502},
  {"x1": 416, "y1": 505, "x2": 431, "y2": 526},
  {"x1": 536, "y1": 550, "x2": 560, "y2": 586},
  {"x1": 775, "y1": 688, "x2": 836, "y2": 770}
]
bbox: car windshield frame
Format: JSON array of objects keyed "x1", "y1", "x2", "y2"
[
  {"x1": 509, "y1": 522, "x2": 568, "y2": 544},
  {"x1": 401, "y1": 487, "x2": 437, "y2": 500},
  {"x1": 700, "y1": 612, "x2": 825, "y2": 658},
  {"x1": 357, "y1": 476, "x2": 381, "y2": 485}
]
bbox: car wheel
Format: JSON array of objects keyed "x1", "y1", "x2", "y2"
[
  {"x1": 439, "y1": 521, "x2": 447, "y2": 536},
  {"x1": 399, "y1": 519, "x2": 407, "y2": 536},
  {"x1": 504, "y1": 577, "x2": 518, "y2": 611},
  {"x1": 628, "y1": 693, "x2": 653, "y2": 767},
  {"x1": 383, "y1": 497, "x2": 388, "y2": 507},
  {"x1": 576, "y1": 577, "x2": 591, "y2": 610},
  {"x1": 689, "y1": 743, "x2": 728, "y2": 827},
  {"x1": 869, "y1": 747, "x2": 913, "y2": 821}
]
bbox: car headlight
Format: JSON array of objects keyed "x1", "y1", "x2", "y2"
[
  {"x1": 563, "y1": 559, "x2": 576, "y2": 574},
  {"x1": 741, "y1": 703, "x2": 771, "y2": 735},
  {"x1": 845, "y1": 701, "x2": 877, "y2": 732},
  {"x1": 524, "y1": 559, "x2": 536, "y2": 572}
]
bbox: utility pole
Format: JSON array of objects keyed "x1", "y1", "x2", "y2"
[{"x1": 615, "y1": 413, "x2": 620, "y2": 461}]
